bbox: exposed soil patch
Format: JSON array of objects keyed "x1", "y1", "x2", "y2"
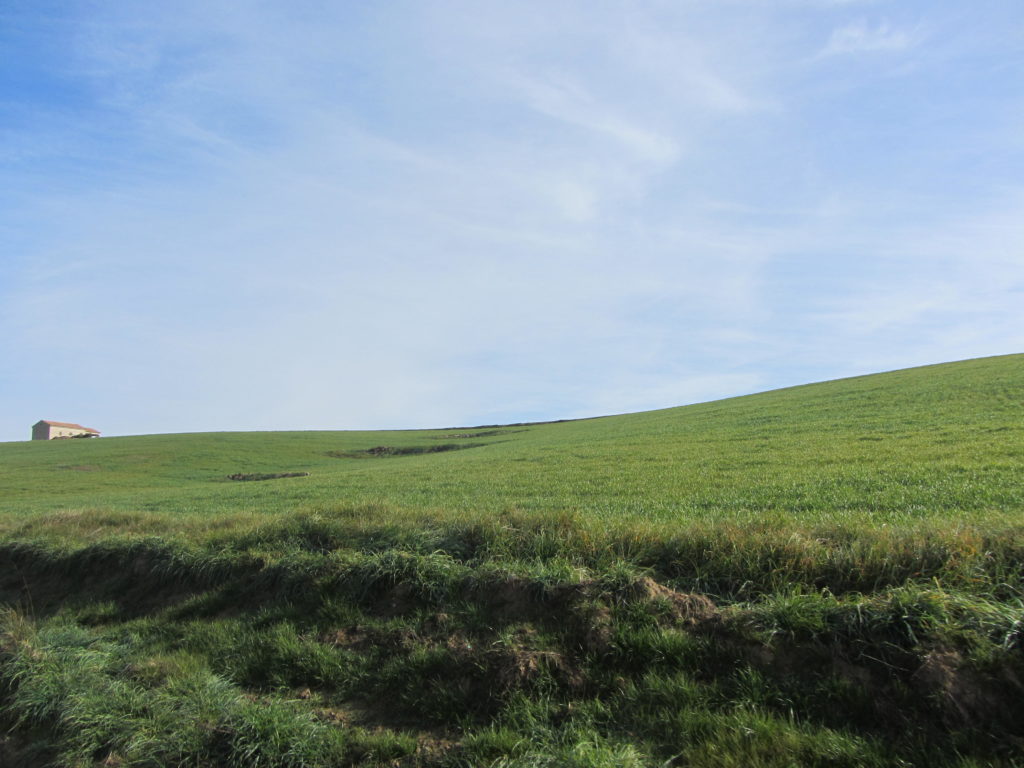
[
  {"x1": 226, "y1": 472, "x2": 309, "y2": 481},
  {"x1": 323, "y1": 624, "x2": 419, "y2": 652},
  {"x1": 466, "y1": 573, "x2": 720, "y2": 645},
  {"x1": 913, "y1": 649, "x2": 1024, "y2": 732},
  {"x1": 328, "y1": 443, "x2": 488, "y2": 459},
  {"x1": 497, "y1": 645, "x2": 582, "y2": 689},
  {"x1": 0, "y1": 728, "x2": 53, "y2": 768},
  {"x1": 314, "y1": 701, "x2": 457, "y2": 753},
  {"x1": 632, "y1": 576, "x2": 719, "y2": 626},
  {"x1": 473, "y1": 574, "x2": 551, "y2": 621}
]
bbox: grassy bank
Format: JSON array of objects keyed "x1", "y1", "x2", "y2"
[{"x1": 1, "y1": 355, "x2": 1022, "y2": 766}]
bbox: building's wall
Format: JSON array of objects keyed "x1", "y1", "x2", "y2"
[{"x1": 31, "y1": 423, "x2": 93, "y2": 440}]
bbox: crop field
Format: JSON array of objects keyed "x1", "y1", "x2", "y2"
[{"x1": 1, "y1": 354, "x2": 1022, "y2": 766}]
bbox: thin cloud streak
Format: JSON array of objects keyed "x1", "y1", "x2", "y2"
[{"x1": 821, "y1": 19, "x2": 922, "y2": 56}]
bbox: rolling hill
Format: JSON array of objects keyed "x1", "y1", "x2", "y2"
[{"x1": 1, "y1": 354, "x2": 1022, "y2": 766}]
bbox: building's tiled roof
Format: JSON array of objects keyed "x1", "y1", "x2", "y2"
[{"x1": 41, "y1": 420, "x2": 100, "y2": 433}]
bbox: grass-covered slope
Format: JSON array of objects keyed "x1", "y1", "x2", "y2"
[{"x1": 1, "y1": 354, "x2": 1022, "y2": 766}]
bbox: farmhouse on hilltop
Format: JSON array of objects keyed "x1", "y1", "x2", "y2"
[{"x1": 32, "y1": 420, "x2": 100, "y2": 441}]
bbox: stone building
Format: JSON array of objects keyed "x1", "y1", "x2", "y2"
[{"x1": 31, "y1": 420, "x2": 100, "y2": 440}]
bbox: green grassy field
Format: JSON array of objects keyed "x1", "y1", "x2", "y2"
[{"x1": 1, "y1": 354, "x2": 1022, "y2": 766}]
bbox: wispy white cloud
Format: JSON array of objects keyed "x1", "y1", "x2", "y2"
[
  {"x1": 794, "y1": 189, "x2": 1024, "y2": 373},
  {"x1": 0, "y1": 0, "x2": 1020, "y2": 440},
  {"x1": 821, "y1": 19, "x2": 922, "y2": 56},
  {"x1": 510, "y1": 74, "x2": 682, "y2": 165}
]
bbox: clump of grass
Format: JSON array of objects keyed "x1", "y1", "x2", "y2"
[{"x1": 0, "y1": 609, "x2": 352, "y2": 767}]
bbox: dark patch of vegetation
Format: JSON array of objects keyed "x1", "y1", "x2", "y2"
[
  {"x1": 328, "y1": 443, "x2": 488, "y2": 459},
  {"x1": 226, "y1": 472, "x2": 310, "y2": 482},
  {"x1": 451, "y1": 417, "x2": 594, "y2": 429},
  {"x1": 433, "y1": 429, "x2": 525, "y2": 439}
]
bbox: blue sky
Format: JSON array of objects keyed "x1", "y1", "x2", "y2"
[{"x1": 1, "y1": 0, "x2": 1022, "y2": 440}]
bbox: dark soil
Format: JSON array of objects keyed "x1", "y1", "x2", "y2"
[
  {"x1": 327, "y1": 444, "x2": 487, "y2": 459},
  {"x1": 226, "y1": 472, "x2": 309, "y2": 481},
  {"x1": 432, "y1": 430, "x2": 525, "y2": 440}
]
